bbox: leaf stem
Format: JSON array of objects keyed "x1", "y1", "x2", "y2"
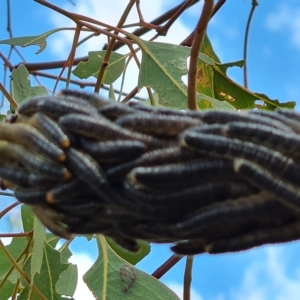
[
  {"x1": 0, "y1": 239, "x2": 47, "y2": 300},
  {"x1": 183, "y1": 256, "x2": 194, "y2": 300},
  {"x1": 0, "y1": 82, "x2": 18, "y2": 109},
  {"x1": 243, "y1": 0, "x2": 259, "y2": 88},
  {"x1": 188, "y1": 0, "x2": 214, "y2": 110},
  {"x1": 95, "y1": 0, "x2": 136, "y2": 93},
  {"x1": 151, "y1": 254, "x2": 183, "y2": 279},
  {"x1": 0, "y1": 201, "x2": 20, "y2": 218}
]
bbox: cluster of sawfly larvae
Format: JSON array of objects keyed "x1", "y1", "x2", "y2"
[{"x1": 3, "y1": 89, "x2": 300, "y2": 255}]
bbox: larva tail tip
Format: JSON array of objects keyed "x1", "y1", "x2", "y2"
[
  {"x1": 63, "y1": 170, "x2": 72, "y2": 181},
  {"x1": 0, "y1": 180, "x2": 7, "y2": 190},
  {"x1": 46, "y1": 191, "x2": 55, "y2": 204},
  {"x1": 60, "y1": 139, "x2": 71, "y2": 149},
  {"x1": 57, "y1": 153, "x2": 67, "y2": 163},
  {"x1": 205, "y1": 244, "x2": 213, "y2": 253}
]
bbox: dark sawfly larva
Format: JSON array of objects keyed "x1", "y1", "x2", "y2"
[
  {"x1": 105, "y1": 146, "x2": 197, "y2": 182},
  {"x1": 64, "y1": 148, "x2": 111, "y2": 201},
  {"x1": 182, "y1": 132, "x2": 300, "y2": 185},
  {"x1": 203, "y1": 219, "x2": 300, "y2": 255},
  {"x1": 233, "y1": 159, "x2": 300, "y2": 212},
  {"x1": 37, "y1": 97, "x2": 98, "y2": 119},
  {"x1": 46, "y1": 179, "x2": 93, "y2": 204},
  {"x1": 224, "y1": 122, "x2": 300, "y2": 155},
  {"x1": 30, "y1": 204, "x2": 72, "y2": 240},
  {"x1": 0, "y1": 122, "x2": 66, "y2": 162},
  {"x1": 98, "y1": 103, "x2": 137, "y2": 120},
  {"x1": 123, "y1": 180, "x2": 254, "y2": 207},
  {"x1": 17, "y1": 96, "x2": 44, "y2": 116},
  {"x1": 0, "y1": 141, "x2": 71, "y2": 180},
  {"x1": 28, "y1": 112, "x2": 70, "y2": 149},
  {"x1": 0, "y1": 165, "x2": 30, "y2": 187},
  {"x1": 250, "y1": 110, "x2": 300, "y2": 134},
  {"x1": 172, "y1": 192, "x2": 294, "y2": 237},
  {"x1": 59, "y1": 113, "x2": 173, "y2": 149},
  {"x1": 59, "y1": 89, "x2": 109, "y2": 108},
  {"x1": 115, "y1": 113, "x2": 201, "y2": 137},
  {"x1": 200, "y1": 110, "x2": 293, "y2": 132},
  {"x1": 78, "y1": 139, "x2": 147, "y2": 163},
  {"x1": 127, "y1": 158, "x2": 235, "y2": 189},
  {"x1": 14, "y1": 188, "x2": 46, "y2": 205}
]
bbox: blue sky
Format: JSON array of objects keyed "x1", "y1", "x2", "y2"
[{"x1": 1, "y1": 1, "x2": 300, "y2": 299}]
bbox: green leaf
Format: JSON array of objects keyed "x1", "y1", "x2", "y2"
[
  {"x1": 0, "y1": 114, "x2": 6, "y2": 122},
  {"x1": 105, "y1": 237, "x2": 151, "y2": 265},
  {"x1": 10, "y1": 64, "x2": 48, "y2": 108},
  {"x1": 201, "y1": 34, "x2": 221, "y2": 63},
  {"x1": 137, "y1": 40, "x2": 190, "y2": 109},
  {"x1": 197, "y1": 93, "x2": 235, "y2": 110},
  {"x1": 46, "y1": 233, "x2": 60, "y2": 248},
  {"x1": 109, "y1": 84, "x2": 116, "y2": 101},
  {"x1": 73, "y1": 51, "x2": 126, "y2": 84},
  {"x1": 212, "y1": 63, "x2": 294, "y2": 110},
  {"x1": 59, "y1": 243, "x2": 73, "y2": 264},
  {"x1": 28, "y1": 86, "x2": 48, "y2": 98},
  {"x1": 19, "y1": 241, "x2": 69, "y2": 300},
  {"x1": 56, "y1": 263, "x2": 78, "y2": 297},
  {"x1": 0, "y1": 237, "x2": 28, "y2": 279},
  {"x1": 84, "y1": 235, "x2": 180, "y2": 300},
  {"x1": 255, "y1": 92, "x2": 296, "y2": 110},
  {"x1": 0, "y1": 280, "x2": 15, "y2": 300},
  {"x1": 217, "y1": 60, "x2": 245, "y2": 74},
  {"x1": 31, "y1": 217, "x2": 45, "y2": 281},
  {"x1": 11, "y1": 64, "x2": 31, "y2": 105},
  {"x1": 21, "y1": 204, "x2": 34, "y2": 232},
  {"x1": 0, "y1": 28, "x2": 63, "y2": 54}
]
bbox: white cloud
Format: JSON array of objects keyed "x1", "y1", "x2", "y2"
[
  {"x1": 166, "y1": 281, "x2": 203, "y2": 300},
  {"x1": 69, "y1": 252, "x2": 95, "y2": 300},
  {"x1": 231, "y1": 245, "x2": 300, "y2": 300},
  {"x1": 48, "y1": 0, "x2": 194, "y2": 98},
  {"x1": 265, "y1": 4, "x2": 300, "y2": 49},
  {"x1": 49, "y1": 0, "x2": 192, "y2": 57}
]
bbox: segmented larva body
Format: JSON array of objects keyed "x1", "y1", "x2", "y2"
[{"x1": 4, "y1": 89, "x2": 300, "y2": 255}]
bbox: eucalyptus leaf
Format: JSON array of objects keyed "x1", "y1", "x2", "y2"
[
  {"x1": 18, "y1": 241, "x2": 69, "y2": 300},
  {"x1": 21, "y1": 204, "x2": 34, "y2": 232},
  {"x1": 31, "y1": 216, "x2": 45, "y2": 281},
  {"x1": 84, "y1": 235, "x2": 180, "y2": 300},
  {"x1": 73, "y1": 51, "x2": 126, "y2": 84},
  {"x1": 56, "y1": 263, "x2": 78, "y2": 297},
  {"x1": 0, "y1": 28, "x2": 64, "y2": 54}
]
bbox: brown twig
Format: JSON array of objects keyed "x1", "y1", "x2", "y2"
[
  {"x1": 0, "y1": 201, "x2": 20, "y2": 218},
  {"x1": 187, "y1": 0, "x2": 214, "y2": 110},
  {"x1": 183, "y1": 256, "x2": 194, "y2": 300},
  {"x1": 0, "y1": 82, "x2": 18, "y2": 109},
  {"x1": 17, "y1": 1, "x2": 199, "y2": 72},
  {"x1": 0, "y1": 232, "x2": 33, "y2": 238},
  {"x1": 181, "y1": 0, "x2": 226, "y2": 47},
  {"x1": 95, "y1": 0, "x2": 136, "y2": 93},
  {"x1": 243, "y1": 0, "x2": 259, "y2": 88},
  {"x1": 0, "y1": 239, "x2": 47, "y2": 300},
  {"x1": 151, "y1": 254, "x2": 183, "y2": 279}
]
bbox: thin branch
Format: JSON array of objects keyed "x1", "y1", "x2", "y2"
[
  {"x1": 151, "y1": 254, "x2": 183, "y2": 279},
  {"x1": 188, "y1": 0, "x2": 214, "y2": 110},
  {"x1": 183, "y1": 256, "x2": 194, "y2": 300},
  {"x1": 0, "y1": 239, "x2": 47, "y2": 300},
  {"x1": 181, "y1": 0, "x2": 226, "y2": 47},
  {"x1": 0, "y1": 232, "x2": 33, "y2": 238},
  {"x1": 243, "y1": 0, "x2": 259, "y2": 88},
  {"x1": 0, "y1": 201, "x2": 20, "y2": 218},
  {"x1": 18, "y1": 1, "x2": 199, "y2": 72},
  {"x1": 95, "y1": 0, "x2": 136, "y2": 93}
]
